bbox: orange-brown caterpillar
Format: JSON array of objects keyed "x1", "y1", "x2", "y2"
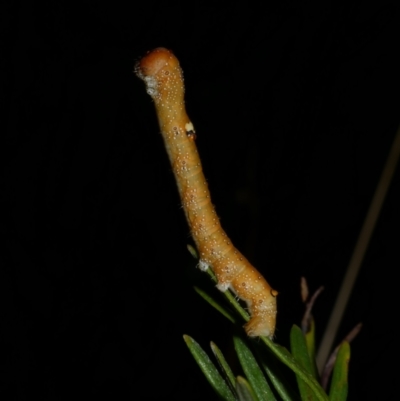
[{"x1": 135, "y1": 48, "x2": 277, "y2": 338}]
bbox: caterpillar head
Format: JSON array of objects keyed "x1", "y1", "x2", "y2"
[{"x1": 135, "y1": 47, "x2": 185, "y2": 106}]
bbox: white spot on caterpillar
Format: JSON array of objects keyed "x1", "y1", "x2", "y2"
[
  {"x1": 185, "y1": 122, "x2": 195, "y2": 133},
  {"x1": 216, "y1": 281, "x2": 230, "y2": 292},
  {"x1": 198, "y1": 259, "x2": 209, "y2": 271},
  {"x1": 143, "y1": 76, "x2": 158, "y2": 98}
]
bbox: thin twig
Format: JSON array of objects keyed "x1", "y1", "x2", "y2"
[{"x1": 301, "y1": 285, "x2": 324, "y2": 334}]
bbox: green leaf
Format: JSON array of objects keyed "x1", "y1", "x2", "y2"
[
  {"x1": 236, "y1": 376, "x2": 259, "y2": 401},
  {"x1": 194, "y1": 286, "x2": 237, "y2": 324},
  {"x1": 261, "y1": 361, "x2": 299, "y2": 401},
  {"x1": 233, "y1": 333, "x2": 277, "y2": 401},
  {"x1": 290, "y1": 325, "x2": 316, "y2": 377},
  {"x1": 187, "y1": 244, "x2": 199, "y2": 259},
  {"x1": 329, "y1": 342, "x2": 350, "y2": 401},
  {"x1": 183, "y1": 335, "x2": 236, "y2": 401},
  {"x1": 304, "y1": 317, "x2": 319, "y2": 379},
  {"x1": 210, "y1": 341, "x2": 237, "y2": 390},
  {"x1": 290, "y1": 325, "x2": 318, "y2": 400},
  {"x1": 260, "y1": 336, "x2": 329, "y2": 401}
]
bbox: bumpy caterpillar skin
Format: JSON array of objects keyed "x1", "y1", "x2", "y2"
[{"x1": 135, "y1": 48, "x2": 277, "y2": 338}]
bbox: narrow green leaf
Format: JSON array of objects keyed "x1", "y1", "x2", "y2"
[
  {"x1": 261, "y1": 361, "x2": 299, "y2": 401},
  {"x1": 260, "y1": 336, "x2": 329, "y2": 401},
  {"x1": 204, "y1": 264, "x2": 218, "y2": 283},
  {"x1": 236, "y1": 376, "x2": 259, "y2": 401},
  {"x1": 321, "y1": 324, "x2": 360, "y2": 391},
  {"x1": 329, "y1": 342, "x2": 350, "y2": 401},
  {"x1": 304, "y1": 317, "x2": 319, "y2": 379},
  {"x1": 233, "y1": 334, "x2": 277, "y2": 401},
  {"x1": 187, "y1": 244, "x2": 199, "y2": 259},
  {"x1": 210, "y1": 342, "x2": 237, "y2": 389},
  {"x1": 291, "y1": 325, "x2": 316, "y2": 377},
  {"x1": 290, "y1": 325, "x2": 317, "y2": 400},
  {"x1": 183, "y1": 335, "x2": 236, "y2": 401},
  {"x1": 194, "y1": 286, "x2": 237, "y2": 323}
]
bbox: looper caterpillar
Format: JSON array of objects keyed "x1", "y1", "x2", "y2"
[{"x1": 135, "y1": 48, "x2": 277, "y2": 338}]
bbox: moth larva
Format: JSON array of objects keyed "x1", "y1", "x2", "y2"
[{"x1": 135, "y1": 48, "x2": 277, "y2": 338}]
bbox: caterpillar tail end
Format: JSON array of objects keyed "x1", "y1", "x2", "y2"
[
  {"x1": 230, "y1": 267, "x2": 278, "y2": 339},
  {"x1": 244, "y1": 310, "x2": 276, "y2": 339}
]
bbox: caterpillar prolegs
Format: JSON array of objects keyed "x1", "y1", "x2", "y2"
[{"x1": 135, "y1": 48, "x2": 277, "y2": 338}]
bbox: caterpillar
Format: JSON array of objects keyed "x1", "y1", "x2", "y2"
[{"x1": 135, "y1": 47, "x2": 277, "y2": 338}]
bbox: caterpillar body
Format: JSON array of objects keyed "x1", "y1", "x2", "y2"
[{"x1": 135, "y1": 48, "x2": 277, "y2": 338}]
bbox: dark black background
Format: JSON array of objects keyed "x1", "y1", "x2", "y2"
[{"x1": 1, "y1": 1, "x2": 399, "y2": 399}]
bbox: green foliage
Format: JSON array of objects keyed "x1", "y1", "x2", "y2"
[
  {"x1": 184, "y1": 272, "x2": 352, "y2": 401},
  {"x1": 290, "y1": 325, "x2": 319, "y2": 400},
  {"x1": 184, "y1": 335, "x2": 236, "y2": 401},
  {"x1": 328, "y1": 342, "x2": 350, "y2": 401},
  {"x1": 233, "y1": 333, "x2": 276, "y2": 401}
]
